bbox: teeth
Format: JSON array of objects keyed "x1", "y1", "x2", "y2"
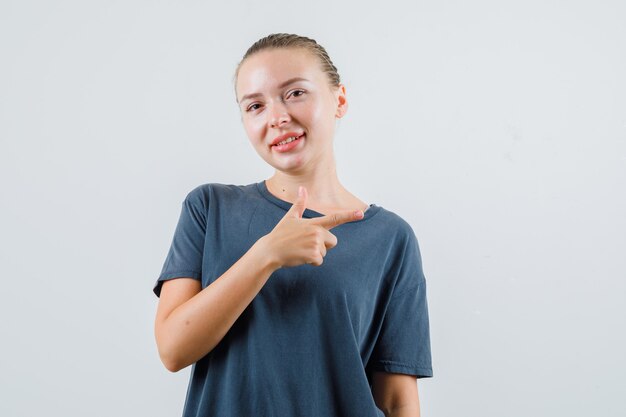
[{"x1": 275, "y1": 135, "x2": 300, "y2": 146}]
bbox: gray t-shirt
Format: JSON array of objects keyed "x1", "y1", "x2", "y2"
[{"x1": 153, "y1": 180, "x2": 433, "y2": 417}]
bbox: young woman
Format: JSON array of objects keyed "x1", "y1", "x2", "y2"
[{"x1": 153, "y1": 33, "x2": 433, "y2": 417}]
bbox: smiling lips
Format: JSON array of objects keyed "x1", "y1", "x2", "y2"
[
  {"x1": 271, "y1": 132, "x2": 305, "y2": 152},
  {"x1": 270, "y1": 132, "x2": 304, "y2": 146}
]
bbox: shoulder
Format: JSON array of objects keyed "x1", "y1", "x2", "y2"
[
  {"x1": 374, "y1": 207, "x2": 425, "y2": 276},
  {"x1": 375, "y1": 208, "x2": 427, "y2": 291},
  {"x1": 178, "y1": 184, "x2": 211, "y2": 216},
  {"x1": 182, "y1": 181, "x2": 258, "y2": 208},
  {"x1": 373, "y1": 206, "x2": 420, "y2": 248}
]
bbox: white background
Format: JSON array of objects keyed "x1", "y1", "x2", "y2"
[{"x1": 1, "y1": 1, "x2": 625, "y2": 416}]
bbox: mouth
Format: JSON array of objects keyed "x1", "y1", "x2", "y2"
[{"x1": 271, "y1": 132, "x2": 306, "y2": 150}]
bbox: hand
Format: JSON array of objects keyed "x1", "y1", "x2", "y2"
[{"x1": 263, "y1": 185, "x2": 365, "y2": 268}]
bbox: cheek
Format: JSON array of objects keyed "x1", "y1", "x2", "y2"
[
  {"x1": 243, "y1": 118, "x2": 265, "y2": 141},
  {"x1": 312, "y1": 95, "x2": 336, "y2": 120},
  {"x1": 292, "y1": 105, "x2": 323, "y2": 130},
  {"x1": 307, "y1": 100, "x2": 334, "y2": 132}
]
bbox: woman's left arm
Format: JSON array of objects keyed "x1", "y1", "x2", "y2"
[{"x1": 372, "y1": 371, "x2": 421, "y2": 417}]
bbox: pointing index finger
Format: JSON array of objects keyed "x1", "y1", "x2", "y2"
[{"x1": 310, "y1": 209, "x2": 364, "y2": 230}]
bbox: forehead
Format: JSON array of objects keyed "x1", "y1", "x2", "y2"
[{"x1": 237, "y1": 48, "x2": 324, "y2": 100}]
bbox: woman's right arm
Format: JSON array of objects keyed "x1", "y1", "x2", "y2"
[
  {"x1": 154, "y1": 236, "x2": 279, "y2": 372},
  {"x1": 154, "y1": 185, "x2": 363, "y2": 372}
]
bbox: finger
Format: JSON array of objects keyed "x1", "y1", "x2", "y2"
[
  {"x1": 323, "y1": 230, "x2": 338, "y2": 250},
  {"x1": 285, "y1": 185, "x2": 307, "y2": 219},
  {"x1": 310, "y1": 209, "x2": 364, "y2": 230},
  {"x1": 310, "y1": 253, "x2": 324, "y2": 266}
]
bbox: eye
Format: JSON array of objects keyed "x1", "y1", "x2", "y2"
[
  {"x1": 288, "y1": 89, "x2": 306, "y2": 99},
  {"x1": 246, "y1": 103, "x2": 262, "y2": 112}
]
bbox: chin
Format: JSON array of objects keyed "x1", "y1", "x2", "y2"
[{"x1": 271, "y1": 156, "x2": 307, "y2": 172}]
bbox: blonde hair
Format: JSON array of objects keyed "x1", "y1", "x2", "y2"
[{"x1": 234, "y1": 33, "x2": 341, "y2": 101}]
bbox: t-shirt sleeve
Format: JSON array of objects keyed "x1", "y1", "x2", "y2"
[
  {"x1": 152, "y1": 186, "x2": 208, "y2": 298},
  {"x1": 368, "y1": 230, "x2": 433, "y2": 378}
]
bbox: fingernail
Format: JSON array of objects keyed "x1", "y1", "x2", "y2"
[{"x1": 354, "y1": 210, "x2": 364, "y2": 218}]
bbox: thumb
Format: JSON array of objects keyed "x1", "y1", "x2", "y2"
[{"x1": 285, "y1": 185, "x2": 307, "y2": 219}]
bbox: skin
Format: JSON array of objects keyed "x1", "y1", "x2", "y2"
[{"x1": 155, "y1": 46, "x2": 421, "y2": 416}]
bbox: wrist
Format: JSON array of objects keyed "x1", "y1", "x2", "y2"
[{"x1": 252, "y1": 235, "x2": 282, "y2": 273}]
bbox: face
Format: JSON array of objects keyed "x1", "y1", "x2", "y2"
[{"x1": 235, "y1": 48, "x2": 347, "y2": 174}]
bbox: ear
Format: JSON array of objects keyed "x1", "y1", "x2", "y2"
[{"x1": 334, "y1": 84, "x2": 348, "y2": 118}]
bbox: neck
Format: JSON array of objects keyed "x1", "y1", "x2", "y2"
[{"x1": 266, "y1": 167, "x2": 348, "y2": 207}]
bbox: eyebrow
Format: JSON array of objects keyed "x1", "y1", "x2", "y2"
[{"x1": 238, "y1": 77, "x2": 310, "y2": 104}]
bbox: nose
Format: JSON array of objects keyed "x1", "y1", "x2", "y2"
[{"x1": 268, "y1": 101, "x2": 291, "y2": 128}]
